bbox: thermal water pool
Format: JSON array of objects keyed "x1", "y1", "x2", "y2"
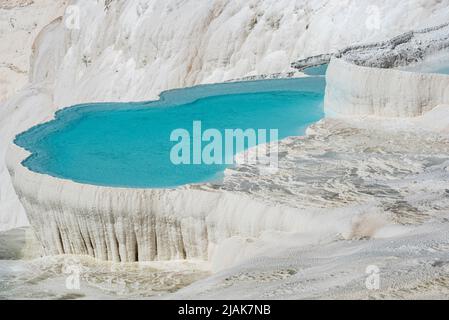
[
  {"x1": 15, "y1": 78, "x2": 325, "y2": 188},
  {"x1": 436, "y1": 65, "x2": 449, "y2": 74},
  {"x1": 302, "y1": 64, "x2": 328, "y2": 76}
]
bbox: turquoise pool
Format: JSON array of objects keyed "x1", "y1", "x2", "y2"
[
  {"x1": 15, "y1": 78, "x2": 325, "y2": 188},
  {"x1": 303, "y1": 64, "x2": 328, "y2": 76},
  {"x1": 436, "y1": 66, "x2": 449, "y2": 74}
]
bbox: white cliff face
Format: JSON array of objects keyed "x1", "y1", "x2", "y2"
[
  {"x1": 325, "y1": 58, "x2": 449, "y2": 117},
  {"x1": 31, "y1": 0, "x2": 449, "y2": 107},
  {"x1": 0, "y1": 0, "x2": 67, "y2": 232},
  {"x1": 322, "y1": 25, "x2": 449, "y2": 117}
]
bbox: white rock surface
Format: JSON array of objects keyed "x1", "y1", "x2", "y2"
[
  {"x1": 2, "y1": 0, "x2": 449, "y2": 232},
  {"x1": 0, "y1": 0, "x2": 67, "y2": 231},
  {"x1": 2, "y1": 0, "x2": 449, "y2": 299},
  {"x1": 325, "y1": 58, "x2": 449, "y2": 117},
  {"x1": 293, "y1": 22, "x2": 449, "y2": 71},
  {"x1": 2, "y1": 0, "x2": 449, "y2": 258},
  {"x1": 8, "y1": 141, "x2": 362, "y2": 262},
  {"x1": 26, "y1": 0, "x2": 449, "y2": 107}
]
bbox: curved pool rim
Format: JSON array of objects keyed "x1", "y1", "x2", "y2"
[{"x1": 14, "y1": 77, "x2": 326, "y2": 190}]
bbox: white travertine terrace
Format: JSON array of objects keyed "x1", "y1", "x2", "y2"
[
  {"x1": 8, "y1": 143, "x2": 321, "y2": 262},
  {"x1": 3, "y1": 1, "x2": 449, "y2": 300},
  {"x1": 3, "y1": 0, "x2": 449, "y2": 266},
  {"x1": 5, "y1": 0, "x2": 448, "y2": 232},
  {"x1": 7, "y1": 55, "x2": 449, "y2": 262},
  {"x1": 325, "y1": 58, "x2": 449, "y2": 117}
]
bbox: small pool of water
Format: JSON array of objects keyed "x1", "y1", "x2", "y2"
[
  {"x1": 436, "y1": 66, "x2": 449, "y2": 74},
  {"x1": 15, "y1": 78, "x2": 325, "y2": 188},
  {"x1": 303, "y1": 64, "x2": 328, "y2": 76}
]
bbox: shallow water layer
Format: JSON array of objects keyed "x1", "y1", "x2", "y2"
[
  {"x1": 303, "y1": 64, "x2": 328, "y2": 76},
  {"x1": 15, "y1": 78, "x2": 324, "y2": 188},
  {"x1": 437, "y1": 66, "x2": 449, "y2": 74}
]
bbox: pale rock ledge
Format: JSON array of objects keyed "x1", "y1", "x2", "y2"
[
  {"x1": 7, "y1": 143, "x2": 316, "y2": 262},
  {"x1": 324, "y1": 58, "x2": 449, "y2": 117}
]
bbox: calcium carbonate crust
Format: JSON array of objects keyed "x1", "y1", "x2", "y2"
[
  {"x1": 8, "y1": 43, "x2": 449, "y2": 262},
  {"x1": 7, "y1": 143, "x2": 317, "y2": 262},
  {"x1": 9, "y1": 54, "x2": 449, "y2": 262},
  {"x1": 3, "y1": 0, "x2": 449, "y2": 232},
  {"x1": 325, "y1": 58, "x2": 449, "y2": 117},
  {"x1": 4, "y1": 0, "x2": 449, "y2": 264}
]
